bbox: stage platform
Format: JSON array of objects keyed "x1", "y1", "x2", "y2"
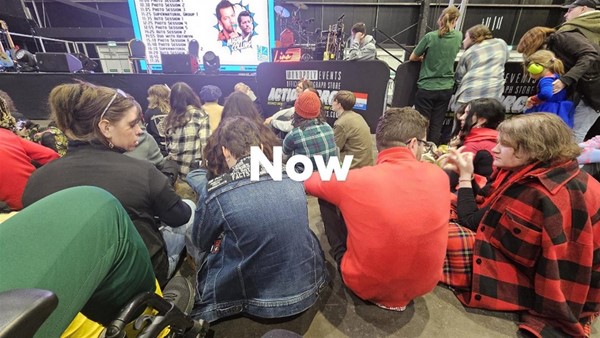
[{"x1": 0, "y1": 72, "x2": 257, "y2": 120}]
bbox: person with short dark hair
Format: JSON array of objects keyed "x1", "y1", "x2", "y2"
[
  {"x1": 444, "y1": 98, "x2": 505, "y2": 191},
  {"x1": 344, "y1": 22, "x2": 377, "y2": 61},
  {"x1": 237, "y1": 10, "x2": 254, "y2": 41},
  {"x1": 305, "y1": 107, "x2": 450, "y2": 312},
  {"x1": 186, "y1": 116, "x2": 328, "y2": 323},
  {"x1": 216, "y1": 0, "x2": 239, "y2": 42},
  {"x1": 442, "y1": 113, "x2": 600, "y2": 337}
]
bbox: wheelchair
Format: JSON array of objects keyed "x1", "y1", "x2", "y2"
[{"x1": 0, "y1": 288, "x2": 208, "y2": 338}]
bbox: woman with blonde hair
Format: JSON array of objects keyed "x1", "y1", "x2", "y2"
[
  {"x1": 442, "y1": 113, "x2": 600, "y2": 337},
  {"x1": 409, "y1": 6, "x2": 462, "y2": 145},
  {"x1": 524, "y1": 50, "x2": 574, "y2": 127},
  {"x1": 454, "y1": 24, "x2": 509, "y2": 106},
  {"x1": 517, "y1": 26, "x2": 600, "y2": 142},
  {"x1": 145, "y1": 84, "x2": 170, "y2": 154}
]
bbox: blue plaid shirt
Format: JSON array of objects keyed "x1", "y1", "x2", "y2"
[{"x1": 455, "y1": 38, "x2": 509, "y2": 104}]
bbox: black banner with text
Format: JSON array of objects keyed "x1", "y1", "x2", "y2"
[{"x1": 256, "y1": 60, "x2": 390, "y2": 133}]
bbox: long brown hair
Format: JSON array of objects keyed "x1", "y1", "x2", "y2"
[
  {"x1": 467, "y1": 24, "x2": 493, "y2": 44},
  {"x1": 437, "y1": 6, "x2": 460, "y2": 37},
  {"x1": 516, "y1": 26, "x2": 556, "y2": 57},
  {"x1": 203, "y1": 116, "x2": 281, "y2": 177},
  {"x1": 164, "y1": 82, "x2": 202, "y2": 132}
]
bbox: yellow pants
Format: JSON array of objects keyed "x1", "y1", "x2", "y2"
[{"x1": 61, "y1": 280, "x2": 169, "y2": 338}]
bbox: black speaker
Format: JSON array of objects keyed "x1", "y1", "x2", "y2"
[
  {"x1": 35, "y1": 53, "x2": 83, "y2": 73},
  {"x1": 161, "y1": 53, "x2": 197, "y2": 74},
  {"x1": 72, "y1": 53, "x2": 98, "y2": 72}
]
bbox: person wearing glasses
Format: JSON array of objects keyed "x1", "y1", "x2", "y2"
[
  {"x1": 21, "y1": 82, "x2": 194, "y2": 287},
  {"x1": 305, "y1": 107, "x2": 450, "y2": 312},
  {"x1": 444, "y1": 98, "x2": 505, "y2": 192}
]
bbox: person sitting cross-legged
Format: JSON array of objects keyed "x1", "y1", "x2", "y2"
[
  {"x1": 441, "y1": 113, "x2": 600, "y2": 337},
  {"x1": 22, "y1": 82, "x2": 193, "y2": 287},
  {"x1": 305, "y1": 107, "x2": 450, "y2": 311}
]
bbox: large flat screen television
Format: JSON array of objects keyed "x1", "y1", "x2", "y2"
[{"x1": 128, "y1": 0, "x2": 275, "y2": 72}]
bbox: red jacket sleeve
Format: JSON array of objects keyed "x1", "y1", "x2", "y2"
[
  {"x1": 304, "y1": 171, "x2": 343, "y2": 205},
  {"x1": 19, "y1": 137, "x2": 60, "y2": 164}
]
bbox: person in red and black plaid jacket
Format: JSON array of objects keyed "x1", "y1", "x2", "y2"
[{"x1": 442, "y1": 113, "x2": 600, "y2": 337}]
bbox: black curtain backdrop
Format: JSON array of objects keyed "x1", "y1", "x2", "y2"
[{"x1": 0, "y1": 73, "x2": 258, "y2": 119}]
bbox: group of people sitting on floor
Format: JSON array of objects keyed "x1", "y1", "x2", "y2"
[{"x1": 1, "y1": 1, "x2": 600, "y2": 336}]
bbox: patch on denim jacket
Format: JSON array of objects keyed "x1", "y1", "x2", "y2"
[{"x1": 207, "y1": 156, "x2": 270, "y2": 192}]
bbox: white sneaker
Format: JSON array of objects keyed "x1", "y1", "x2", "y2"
[{"x1": 374, "y1": 303, "x2": 407, "y2": 312}]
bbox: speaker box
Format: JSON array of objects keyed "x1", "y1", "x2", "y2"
[
  {"x1": 35, "y1": 53, "x2": 83, "y2": 73},
  {"x1": 161, "y1": 53, "x2": 197, "y2": 74}
]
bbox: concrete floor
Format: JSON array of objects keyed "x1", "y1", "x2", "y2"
[{"x1": 197, "y1": 197, "x2": 600, "y2": 338}]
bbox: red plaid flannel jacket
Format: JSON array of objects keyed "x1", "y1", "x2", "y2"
[{"x1": 457, "y1": 160, "x2": 600, "y2": 337}]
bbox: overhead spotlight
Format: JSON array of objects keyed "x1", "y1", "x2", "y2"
[
  {"x1": 202, "y1": 51, "x2": 220, "y2": 75},
  {"x1": 15, "y1": 49, "x2": 37, "y2": 72}
]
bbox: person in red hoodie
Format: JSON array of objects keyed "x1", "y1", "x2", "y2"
[
  {"x1": 445, "y1": 98, "x2": 505, "y2": 191},
  {"x1": 305, "y1": 107, "x2": 450, "y2": 311},
  {"x1": 0, "y1": 97, "x2": 59, "y2": 211}
]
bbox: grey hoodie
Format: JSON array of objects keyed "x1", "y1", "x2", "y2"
[{"x1": 345, "y1": 35, "x2": 377, "y2": 61}]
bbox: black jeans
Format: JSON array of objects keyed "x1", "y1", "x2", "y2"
[
  {"x1": 414, "y1": 88, "x2": 454, "y2": 145},
  {"x1": 317, "y1": 198, "x2": 347, "y2": 267}
]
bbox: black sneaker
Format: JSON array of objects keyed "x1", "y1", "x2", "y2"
[{"x1": 162, "y1": 275, "x2": 195, "y2": 315}]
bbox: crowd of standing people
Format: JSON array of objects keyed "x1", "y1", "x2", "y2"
[{"x1": 1, "y1": 1, "x2": 600, "y2": 337}]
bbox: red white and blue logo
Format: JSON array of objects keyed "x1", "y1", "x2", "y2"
[{"x1": 353, "y1": 92, "x2": 368, "y2": 110}]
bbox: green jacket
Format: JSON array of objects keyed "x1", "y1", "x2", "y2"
[{"x1": 558, "y1": 11, "x2": 600, "y2": 46}]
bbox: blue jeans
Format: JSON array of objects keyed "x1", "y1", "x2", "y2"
[{"x1": 161, "y1": 198, "x2": 195, "y2": 278}]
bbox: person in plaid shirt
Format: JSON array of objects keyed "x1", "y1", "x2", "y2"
[
  {"x1": 282, "y1": 90, "x2": 336, "y2": 170},
  {"x1": 454, "y1": 24, "x2": 509, "y2": 106},
  {"x1": 163, "y1": 82, "x2": 210, "y2": 178},
  {"x1": 442, "y1": 113, "x2": 600, "y2": 337}
]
